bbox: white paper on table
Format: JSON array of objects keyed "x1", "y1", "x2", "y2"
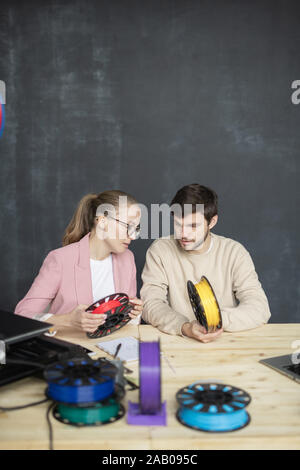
[{"x1": 96, "y1": 336, "x2": 139, "y2": 362}]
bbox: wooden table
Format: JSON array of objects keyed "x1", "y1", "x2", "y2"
[{"x1": 0, "y1": 324, "x2": 299, "y2": 450}]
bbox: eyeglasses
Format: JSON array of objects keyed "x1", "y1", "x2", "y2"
[{"x1": 106, "y1": 214, "x2": 141, "y2": 238}]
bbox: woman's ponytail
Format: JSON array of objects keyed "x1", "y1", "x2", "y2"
[
  {"x1": 62, "y1": 190, "x2": 138, "y2": 246},
  {"x1": 62, "y1": 193, "x2": 98, "y2": 246}
]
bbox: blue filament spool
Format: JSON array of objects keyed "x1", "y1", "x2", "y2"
[
  {"x1": 44, "y1": 358, "x2": 117, "y2": 405},
  {"x1": 176, "y1": 382, "x2": 251, "y2": 433}
]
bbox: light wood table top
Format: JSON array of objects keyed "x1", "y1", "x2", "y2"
[{"x1": 0, "y1": 323, "x2": 299, "y2": 450}]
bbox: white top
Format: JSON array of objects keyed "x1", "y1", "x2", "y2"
[{"x1": 90, "y1": 254, "x2": 115, "y2": 302}]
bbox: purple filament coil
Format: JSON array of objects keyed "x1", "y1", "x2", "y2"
[
  {"x1": 127, "y1": 341, "x2": 166, "y2": 426},
  {"x1": 139, "y1": 341, "x2": 161, "y2": 414}
]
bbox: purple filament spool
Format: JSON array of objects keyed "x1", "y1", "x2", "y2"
[
  {"x1": 139, "y1": 342, "x2": 161, "y2": 414},
  {"x1": 127, "y1": 340, "x2": 166, "y2": 426}
]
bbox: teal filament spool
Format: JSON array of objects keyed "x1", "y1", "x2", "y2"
[{"x1": 53, "y1": 397, "x2": 125, "y2": 427}]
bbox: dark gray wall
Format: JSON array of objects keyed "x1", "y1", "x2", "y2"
[{"x1": 0, "y1": 0, "x2": 299, "y2": 322}]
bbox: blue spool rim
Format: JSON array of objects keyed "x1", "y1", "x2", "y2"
[
  {"x1": 176, "y1": 382, "x2": 251, "y2": 433},
  {"x1": 45, "y1": 382, "x2": 125, "y2": 407},
  {"x1": 44, "y1": 357, "x2": 117, "y2": 386},
  {"x1": 176, "y1": 383, "x2": 251, "y2": 413}
]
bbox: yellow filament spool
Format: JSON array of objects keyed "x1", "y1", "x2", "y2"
[{"x1": 187, "y1": 276, "x2": 222, "y2": 332}]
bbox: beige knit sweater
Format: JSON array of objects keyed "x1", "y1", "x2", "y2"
[{"x1": 140, "y1": 232, "x2": 271, "y2": 335}]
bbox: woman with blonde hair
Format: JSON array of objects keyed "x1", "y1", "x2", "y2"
[{"x1": 15, "y1": 190, "x2": 143, "y2": 333}]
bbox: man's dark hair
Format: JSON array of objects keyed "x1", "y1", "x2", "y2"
[{"x1": 170, "y1": 184, "x2": 218, "y2": 224}]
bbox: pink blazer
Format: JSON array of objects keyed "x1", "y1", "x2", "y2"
[{"x1": 15, "y1": 232, "x2": 137, "y2": 319}]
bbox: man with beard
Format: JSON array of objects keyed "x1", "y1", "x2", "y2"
[{"x1": 140, "y1": 184, "x2": 271, "y2": 342}]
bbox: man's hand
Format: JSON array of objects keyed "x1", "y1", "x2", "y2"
[
  {"x1": 181, "y1": 320, "x2": 223, "y2": 343},
  {"x1": 128, "y1": 297, "x2": 143, "y2": 319}
]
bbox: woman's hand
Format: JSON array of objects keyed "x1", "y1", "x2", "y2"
[
  {"x1": 128, "y1": 297, "x2": 143, "y2": 319},
  {"x1": 69, "y1": 304, "x2": 107, "y2": 333}
]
